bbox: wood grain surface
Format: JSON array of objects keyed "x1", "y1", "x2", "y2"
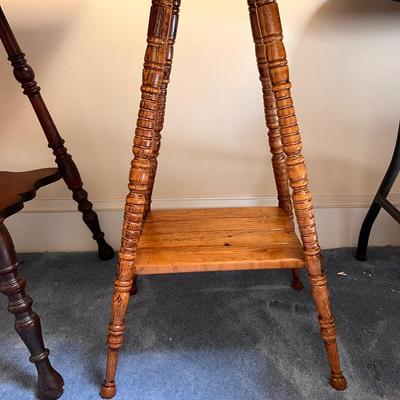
[{"x1": 136, "y1": 207, "x2": 305, "y2": 274}]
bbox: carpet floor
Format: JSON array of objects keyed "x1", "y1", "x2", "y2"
[{"x1": 0, "y1": 247, "x2": 399, "y2": 400}]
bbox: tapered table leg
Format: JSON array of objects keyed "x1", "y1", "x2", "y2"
[
  {"x1": 250, "y1": 0, "x2": 346, "y2": 390},
  {"x1": 101, "y1": 1, "x2": 177, "y2": 398},
  {"x1": 135, "y1": 0, "x2": 181, "y2": 297},
  {"x1": 145, "y1": 0, "x2": 181, "y2": 217},
  {"x1": 0, "y1": 223, "x2": 64, "y2": 400},
  {"x1": 0, "y1": 7, "x2": 114, "y2": 261},
  {"x1": 248, "y1": 1, "x2": 303, "y2": 291}
]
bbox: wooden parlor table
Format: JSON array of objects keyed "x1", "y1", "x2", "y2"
[
  {"x1": 100, "y1": 1, "x2": 347, "y2": 399},
  {"x1": 5, "y1": 1, "x2": 398, "y2": 399}
]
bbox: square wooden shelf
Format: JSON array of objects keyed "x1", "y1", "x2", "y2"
[{"x1": 136, "y1": 207, "x2": 305, "y2": 275}]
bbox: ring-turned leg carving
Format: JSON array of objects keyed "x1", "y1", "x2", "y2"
[
  {"x1": 101, "y1": 1, "x2": 176, "y2": 398},
  {"x1": 0, "y1": 222, "x2": 64, "y2": 400},
  {"x1": 308, "y1": 267, "x2": 347, "y2": 390},
  {"x1": 145, "y1": 0, "x2": 181, "y2": 217},
  {"x1": 0, "y1": 7, "x2": 114, "y2": 261},
  {"x1": 248, "y1": 1, "x2": 303, "y2": 291},
  {"x1": 132, "y1": 0, "x2": 181, "y2": 297},
  {"x1": 249, "y1": 0, "x2": 346, "y2": 390}
]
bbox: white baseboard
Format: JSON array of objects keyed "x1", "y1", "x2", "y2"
[
  {"x1": 17, "y1": 192, "x2": 400, "y2": 212},
  {"x1": 4, "y1": 194, "x2": 400, "y2": 252}
]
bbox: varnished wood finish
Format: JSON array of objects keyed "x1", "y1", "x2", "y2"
[
  {"x1": 248, "y1": 0, "x2": 303, "y2": 291},
  {"x1": 0, "y1": 6, "x2": 113, "y2": 261},
  {"x1": 131, "y1": 0, "x2": 181, "y2": 296},
  {"x1": 0, "y1": 168, "x2": 64, "y2": 399},
  {"x1": 102, "y1": 0, "x2": 347, "y2": 397},
  {"x1": 145, "y1": 0, "x2": 181, "y2": 217},
  {"x1": 0, "y1": 6, "x2": 114, "y2": 398},
  {"x1": 0, "y1": 223, "x2": 64, "y2": 400},
  {"x1": 0, "y1": 169, "x2": 61, "y2": 219},
  {"x1": 101, "y1": 1, "x2": 177, "y2": 398},
  {"x1": 0, "y1": 169, "x2": 64, "y2": 399},
  {"x1": 249, "y1": 3, "x2": 291, "y2": 215},
  {"x1": 248, "y1": 0, "x2": 346, "y2": 390},
  {"x1": 136, "y1": 207, "x2": 305, "y2": 274}
]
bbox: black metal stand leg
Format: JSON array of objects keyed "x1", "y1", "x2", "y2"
[
  {"x1": 355, "y1": 203, "x2": 383, "y2": 261},
  {"x1": 356, "y1": 122, "x2": 400, "y2": 261}
]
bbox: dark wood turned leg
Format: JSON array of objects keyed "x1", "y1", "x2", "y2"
[
  {"x1": 0, "y1": 7, "x2": 114, "y2": 261},
  {"x1": 61, "y1": 161, "x2": 114, "y2": 260},
  {"x1": 0, "y1": 223, "x2": 64, "y2": 400}
]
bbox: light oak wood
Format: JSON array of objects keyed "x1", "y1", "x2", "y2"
[
  {"x1": 101, "y1": 2, "x2": 177, "y2": 398},
  {"x1": 248, "y1": 0, "x2": 302, "y2": 289},
  {"x1": 145, "y1": 0, "x2": 180, "y2": 216},
  {"x1": 136, "y1": 207, "x2": 305, "y2": 275},
  {"x1": 248, "y1": 0, "x2": 346, "y2": 391},
  {"x1": 138, "y1": 230, "x2": 300, "y2": 248},
  {"x1": 101, "y1": 1, "x2": 347, "y2": 397}
]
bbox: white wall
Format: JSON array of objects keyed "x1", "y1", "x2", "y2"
[{"x1": 0, "y1": 0, "x2": 399, "y2": 252}]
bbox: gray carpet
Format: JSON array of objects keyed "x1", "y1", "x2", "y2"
[{"x1": 0, "y1": 247, "x2": 399, "y2": 400}]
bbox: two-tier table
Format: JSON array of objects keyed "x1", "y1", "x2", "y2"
[{"x1": 101, "y1": 1, "x2": 347, "y2": 398}]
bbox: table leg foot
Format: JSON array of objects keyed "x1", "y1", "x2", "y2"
[{"x1": 100, "y1": 382, "x2": 117, "y2": 399}]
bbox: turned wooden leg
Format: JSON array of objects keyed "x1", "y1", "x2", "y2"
[
  {"x1": 248, "y1": 1, "x2": 303, "y2": 290},
  {"x1": 251, "y1": 0, "x2": 346, "y2": 389},
  {"x1": 60, "y1": 160, "x2": 114, "y2": 261},
  {"x1": 129, "y1": 275, "x2": 138, "y2": 296},
  {"x1": 132, "y1": 0, "x2": 181, "y2": 294},
  {"x1": 307, "y1": 262, "x2": 347, "y2": 390},
  {"x1": 101, "y1": 251, "x2": 136, "y2": 399},
  {"x1": 291, "y1": 269, "x2": 304, "y2": 290},
  {"x1": 145, "y1": 0, "x2": 181, "y2": 217},
  {"x1": 0, "y1": 7, "x2": 114, "y2": 261},
  {"x1": 101, "y1": 1, "x2": 176, "y2": 398},
  {"x1": 0, "y1": 223, "x2": 64, "y2": 400}
]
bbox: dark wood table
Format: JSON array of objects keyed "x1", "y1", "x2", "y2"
[{"x1": 0, "y1": 6, "x2": 114, "y2": 400}]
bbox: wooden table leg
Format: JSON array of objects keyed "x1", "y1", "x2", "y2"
[
  {"x1": 251, "y1": 0, "x2": 347, "y2": 390},
  {"x1": 145, "y1": 0, "x2": 181, "y2": 218},
  {"x1": 0, "y1": 7, "x2": 114, "y2": 261},
  {"x1": 0, "y1": 222, "x2": 64, "y2": 400},
  {"x1": 131, "y1": 0, "x2": 181, "y2": 297},
  {"x1": 101, "y1": 1, "x2": 177, "y2": 398},
  {"x1": 248, "y1": 1, "x2": 303, "y2": 291}
]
